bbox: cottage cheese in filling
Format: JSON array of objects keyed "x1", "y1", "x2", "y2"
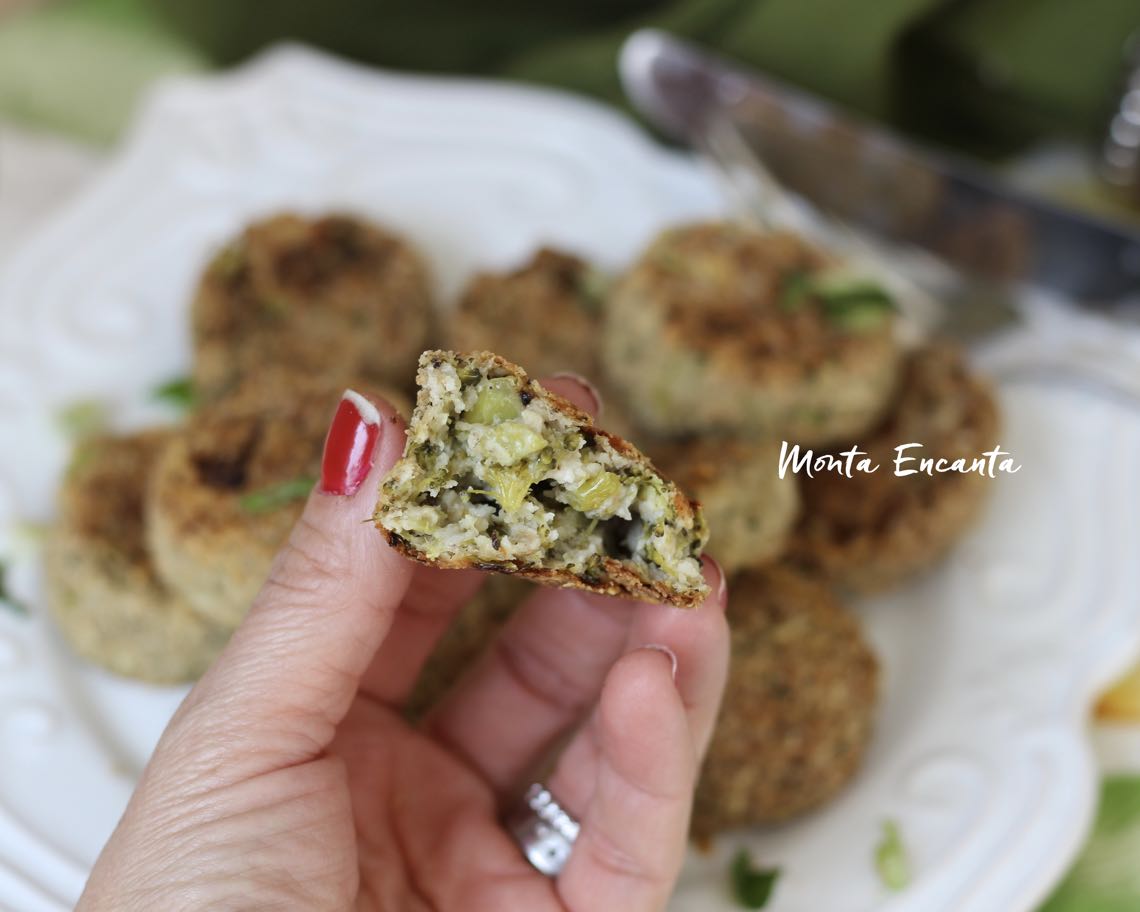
[{"x1": 377, "y1": 353, "x2": 707, "y2": 597}]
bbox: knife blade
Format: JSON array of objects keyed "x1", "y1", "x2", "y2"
[{"x1": 620, "y1": 29, "x2": 1140, "y2": 304}]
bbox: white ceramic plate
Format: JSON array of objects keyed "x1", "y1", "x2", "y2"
[{"x1": 1, "y1": 47, "x2": 1139, "y2": 912}]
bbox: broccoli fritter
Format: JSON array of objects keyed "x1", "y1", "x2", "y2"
[
  {"x1": 375, "y1": 351, "x2": 709, "y2": 608},
  {"x1": 693, "y1": 565, "x2": 879, "y2": 838},
  {"x1": 788, "y1": 343, "x2": 1000, "y2": 593},
  {"x1": 192, "y1": 212, "x2": 434, "y2": 401},
  {"x1": 603, "y1": 222, "x2": 902, "y2": 443}
]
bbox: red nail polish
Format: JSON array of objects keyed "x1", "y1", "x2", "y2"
[{"x1": 320, "y1": 390, "x2": 382, "y2": 496}]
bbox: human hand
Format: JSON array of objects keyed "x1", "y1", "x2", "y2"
[{"x1": 77, "y1": 376, "x2": 730, "y2": 912}]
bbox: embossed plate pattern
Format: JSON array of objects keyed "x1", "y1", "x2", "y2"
[{"x1": 0, "y1": 46, "x2": 1138, "y2": 912}]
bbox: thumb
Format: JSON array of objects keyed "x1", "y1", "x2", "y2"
[{"x1": 164, "y1": 389, "x2": 414, "y2": 780}]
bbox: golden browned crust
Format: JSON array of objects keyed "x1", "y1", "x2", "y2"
[
  {"x1": 691, "y1": 565, "x2": 880, "y2": 838},
  {"x1": 616, "y1": 223, "x2": 893, "y2": 383},
  {"x1": 192, "y1": 212, "x2": 434, "y2": 402},
  {"x1": 448, "y1": 249, "x2": 602, "y2": 379},
  {"x1": 788, "y1": 343, "x2": 1000, "y2": 593},
  {"x1": 644, "y1": 226, "x2": 831, "y2": 366},
  {"x1": 60, "y1": 431, "x2": 168, "y2": 565},
  {"x1": 603, "y1": 222, "x2": 903, "y2": 441},
  {"x1": 376, "y1": 350, "x2": 709, "y2": 609},
  {"x1": 381, "y1": 531, "x2": 706, "y2": 609}
]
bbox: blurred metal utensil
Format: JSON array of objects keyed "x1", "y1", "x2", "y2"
[
  {"x1": 620, "y1": 30, "x2": 1140, "y2": 311},
  {"x1": 698, "y1": 108, "x2": 1018, "y2": 342},
  {"x1": 1101, "y1": 34, "x2": 1140, "y2": 208}
]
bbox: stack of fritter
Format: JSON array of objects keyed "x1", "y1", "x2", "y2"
[
  {"x1": 437, "y1": 222, "x2": 1000, "y2": 839},
  {"x1": 46, "y1": 215, "x2": 1000, "y2": 846},
  {"x1": 46, "y1": 213, "x2": 428, "y2": 683}
]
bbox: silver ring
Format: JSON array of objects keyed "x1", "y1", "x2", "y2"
[{"x1": 506, "y1": 783, "x2": 580, "y2": 877}]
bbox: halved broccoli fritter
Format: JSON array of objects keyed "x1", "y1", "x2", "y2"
[{"x1": 374, "y1": 351, "x2": 710, "y2": 608}]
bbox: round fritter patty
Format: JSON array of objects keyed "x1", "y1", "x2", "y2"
[
  {"x1": 404, "y1": 576, "x2": 531, "y2": 722},
  {"x1": 692, "y1": 566, "x2": 879, "y2": 838},
  {"x1": 44, "y1": 431, "x2": 231, "y2": 684},
  {"x1": 192, "y1": 213, "x2": 434, "y2": 402},
  {"x1": 651, "y1": 438, "x2": 800, "y2": 575},
  {"x1": 448, "y1": 248, "x2": 640, "y2": 441},
  {"x1": 788, "y1": 343, "x2": 1000, "y2": 593},
  {"x1": 147, "y1": 376, "x2": 410, "y2": 627},
  {"x1": 602, "y1": 223, "x2": 903, "y2": 443}
]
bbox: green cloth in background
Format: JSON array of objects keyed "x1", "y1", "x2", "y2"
[
  {"x1": 0, "y1": 0, "x2": 203, "y2": 144},
  {"x1": 894, "y1": 0, "x2": 1140, "y2": 154},
  {"x1": 1040, "y1": 776, "x2": 1140, "y2": 912},
  {"x1": 152, "y1": 0, "x2": 1140, "y2": 155},
  {"x1": 2, "y1": 0, "x2": 1139, "y2": 152}
]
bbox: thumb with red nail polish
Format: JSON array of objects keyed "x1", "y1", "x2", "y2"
[{"x1": 170, "y1": 388, "x2": 415, "y2": 776}]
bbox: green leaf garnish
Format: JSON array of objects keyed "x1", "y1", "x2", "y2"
[
  {"x1": 813, "y1": 278, "x2": 896, "y2": 330},
  {"x1": 11, "y1": 520, "x2": 48, "y2": 549},
  {"x1": 576, "y1": 267, "x2": 610, "y2": 314},
  {"x1": 1040, "y1": 775, "x2": 1140, "y2": 911},
  {"x1": 56, "y1": 399, "x2": 109, "y2": 440},
  {"x1": 152, "y1": 377, "x2": 196, "y2": 411},
  {"x1": 875, "y1": 819, "x2": 910, "y2": 891},
  {"x1": 239, "y1": 476, "x2": 315, "y2": 514},
  {"x1": 259, "y1": 293, "x2": 290, "y2": 318},
  {"x1": 654, "y1": 250, "x2": 686, "y2": 274},
  {"x1": 778, "y1": 270, "x2": 896, "y2": 329},
  {"x1": 211, "y1": 243, "x2": 246, "y2": 280},
  {"x1": 730, "y1": 849, "x2": 780, "y2": 909},
  {"x1": 0, "y1": 561, "x2": 29, "y2": 618}
]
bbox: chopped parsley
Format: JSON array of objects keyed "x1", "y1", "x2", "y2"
[
  {"x1": 0, "y1": 561, "x2": 28, "y2": 618},
  {"x1": 875, "y1": 819, "x2": 910, "y2": 891},
  {"x1": 730, "y1": 849, "x2": 780, "y2": 909},
  {"x1": 776, "y1": 269, "x2": 895, "y2": 329},
  {"x1": 817, "y1": 281, "x2": 896, "y2": 330},
  {"x1": 576, "y1": 267, "x2": 610, "y2": 314},
  {"x1": 56, "y1": 399, "x2": 109, "y2": 440},
  {"x1": 152, "y1": 377, "x2": 196, "y2": 411},
  {"x1": 239, "y1": 476, "x2": 315, "y2": 514}
]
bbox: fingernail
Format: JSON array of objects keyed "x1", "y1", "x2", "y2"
[
  {"x1": 319, "y1": 390, "x2": 382, "y2": 496},
  {"x1": 550, "y1": 371, "x2": 603, "y2": 417},
  {"x1": 637, "y1": 644, "x2": 678, "y2": 681},
  {"x1": 703, "y1": 555, "x2": 727, "y2": 606}
]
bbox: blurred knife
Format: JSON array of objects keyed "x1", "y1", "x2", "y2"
[{"x1": 620, "y1": 29, "x2": 1140, "y2": 309}]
